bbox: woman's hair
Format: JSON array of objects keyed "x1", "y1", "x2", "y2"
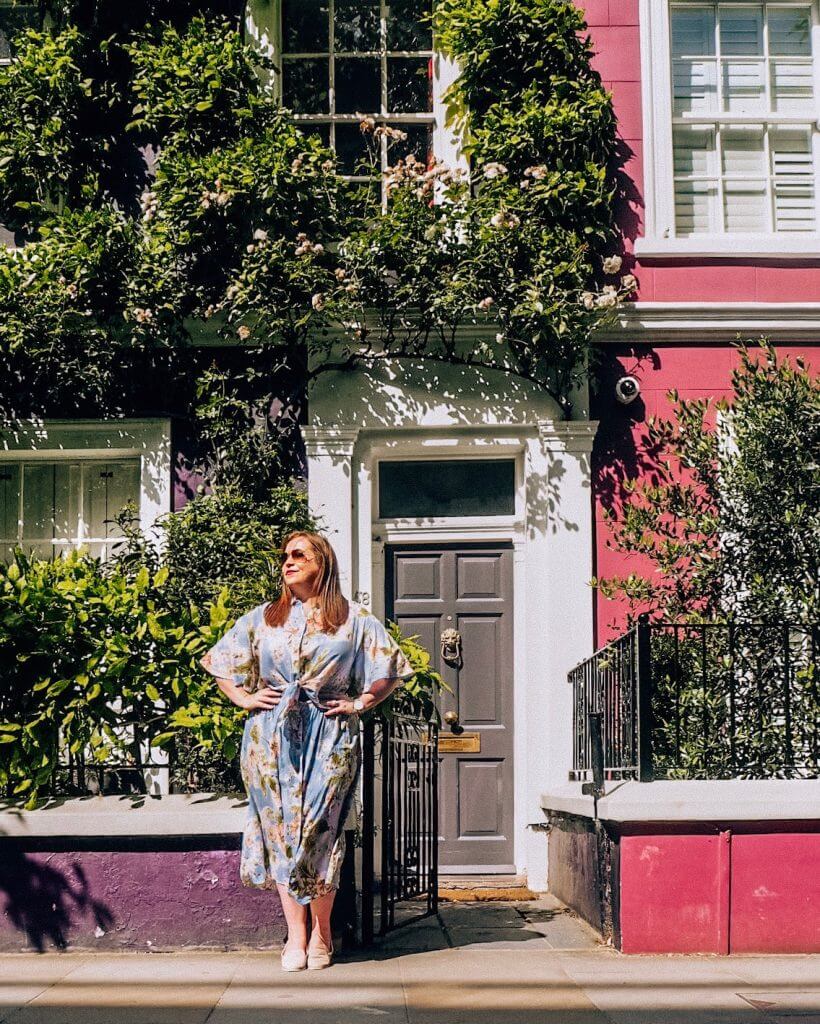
[{"x1": 264, "y1": 531, "x2": 348, "y2": 633}]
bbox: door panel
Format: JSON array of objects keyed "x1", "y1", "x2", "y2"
[{"x1": 386, "y1": 543, "x2": 514, "y2": 872}]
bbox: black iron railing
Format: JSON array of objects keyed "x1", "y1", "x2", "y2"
[
  {"x1": 361, "y1": 713, "x2": 439, "y2": 944},
  {"x1": 569, "y1": 618, "x2": 818, "y2": 782}
]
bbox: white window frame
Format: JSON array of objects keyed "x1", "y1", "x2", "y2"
[
  {"x1": 0, "y1": 419, "x2": 172, "y2": 557},
  {"x1": 245, "y1": 0, "x2": 464, "y2": 172},
  {"x1": 637, "y1": 0, "x2": 820, "y2": 257}
]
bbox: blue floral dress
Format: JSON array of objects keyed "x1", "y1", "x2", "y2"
[{"x1": 200, "y1": 598, "x2": 413, "y2": 904}]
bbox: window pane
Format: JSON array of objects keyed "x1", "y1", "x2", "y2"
[
  {"x1": 53, "y1": 463, "x2": 80, "y2": 541},
  {"x1": 671, "y1": 7, "x2": 715, "y2": 56},
  {"x1": 768, "y1": 8, "x2": 811, "y2": 56},
  {"x1": 300, "y1": 123, "x2": 331, "y2": 149},
  {"x1": 335, "y1": 0, "x2": 380, "y2": 51},
  {"x1": 722, "y1": 59, "x2": 765, "y2": 111},
  {"x1": 675, "y1": 180, "x2": 719, "y2": 234},
  {"x1": 770, "y1": 59, "x2": 814, "y2": 112},
  {"x1": 387, "y1": 0, "x2": 433, "y2": 50},
  {"x1": 723, "y1": 180, "x2": 767, "y2": 232},
  {"x1": 22, "y1": 464, "x2": 54, "y2": 540},
  {"x1": 0, "y1": 4, "x2": 38, "y2": 62},
  {"x1": 721, "y1": 127, "x2": 765, "y2": 176},
  {"x1": 334, "y1": 122, "x2": 373, "y2": 174},
  {"x1": 719, "y1": 7, "x2": 763, "y2": 55},
  {"x1": 387, "y1": 57, "x2": 432, "y2": 112},
  {"x1": 0, "y1": 464, "x2": 19, "y2": 542},
  {"x1": 379, "y1": 460, "x2": 516, "y2": 518},
  {"x1": 87, "y1": 464, "x2": 139, "y2": 544},
  {"x1": 673, "y1": 125, "x2": 717, "y2": 176},
  {"x1": 673, "y1": 58, "x2": 717, "y2": 113},
  {"x1": 282, "y1": 0, "x2": 329, "y2": 53},
  {"x1": 771, "y1": 128, "x2": 816, "y2": 231},
  {"x1": 387, "y1": 121, "x2": 434, "y2": 165},
  {"x1": 282, "y1": 59, "x2": 329, "y2": 113},
  {"x1": 335, "y1": 57, "x2": 381, "y2": 113}
]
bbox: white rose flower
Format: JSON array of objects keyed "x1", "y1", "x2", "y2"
[
  {"x1": 581, "y1": 291, "x2": 595, "y2": 310},
  {"x1": 477, "y1": 296, "x2": 494, "y2": 310},
  {"x1": 237, "y1": 325, "x2": 250, "y2": 340},
  {"x1": 602, "y1": 255, "x2": 623, "y2": 274},
  {"x1": 311, "y1": 293, "x2": 325, "y2": 311},
  {"x1": 253, "y1": 229, "x2": 268, "y2": 242},
  {"x1": 621, "y1": 274, "x2": 638, "y2": 292},
  {"x1": 483, "y1": 162, "x2": 508, "y2": 179}
]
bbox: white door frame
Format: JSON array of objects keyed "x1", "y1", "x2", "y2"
[
  {"x1": 360, "y1": 433, "x2": 527, "y2": 874},
  {"x1": 303, "y1": 418, "x2": 599, "y2": 888}
]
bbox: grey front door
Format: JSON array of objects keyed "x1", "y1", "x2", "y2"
[{"x1": 386, "y1": 544, "x2": 515, "y2": 873}]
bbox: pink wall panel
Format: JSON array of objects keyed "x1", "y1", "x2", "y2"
[
  {"x1": 580, "y1": 0, "x2": 609, "y2": 26},
  {"x1": 591, "y1": 344, "x2": 820, "y2": 642},
  {"x1": 589, "y1": 27, "x2": 642, "y2": 82},
  {"x1": 730, "y1": 833, "x2": 820, "y2": 954},
  {"x1": 619, "y1": 834, "x2": 729, "y2": 954}
]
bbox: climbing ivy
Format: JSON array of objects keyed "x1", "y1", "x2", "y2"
[{"x1": 0, "y1": 0, "x2": 629, "y2": 425}]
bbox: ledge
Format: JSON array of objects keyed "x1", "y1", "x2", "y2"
[
  {"x1": 0, "y1": 794, "x2": 248, "y2": 838},
  {"x1": 541, "y1": 779, "x2": 820, "y2": 824},
  {"x1": 598, "y1": 301, "x2": 820, "y2": 342}
]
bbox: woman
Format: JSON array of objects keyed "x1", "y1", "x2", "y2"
[{"x1": 200, "y1": 531, "x2": 413, "y2": 971}]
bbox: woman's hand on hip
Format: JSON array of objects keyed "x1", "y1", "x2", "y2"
[
  {"x1": 324, "y1": 698, "x2": 355, "y2": 717},
  {"x1": 239, "y1": 687, "x2": 282, "y2": 712}
]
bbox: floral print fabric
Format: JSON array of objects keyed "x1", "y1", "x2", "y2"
[{"x1": 200, "y1": 599, "x2": 414, "y2": 904}]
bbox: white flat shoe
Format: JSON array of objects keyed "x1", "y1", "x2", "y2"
[
  {"x1": 307, "y1": 938, "x2": 334, "y2": 970},
  {"x1": 281, "y1": 945, "x2": 307, "y2": 972}
]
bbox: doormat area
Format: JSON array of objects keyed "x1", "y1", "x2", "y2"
[{"x1": 438, "y1": 875, "x2": 538, "y2": 902}]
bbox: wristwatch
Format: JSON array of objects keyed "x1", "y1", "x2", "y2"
[{"x1": 352, "y1": 698, "x2": 365, "y2": 713}]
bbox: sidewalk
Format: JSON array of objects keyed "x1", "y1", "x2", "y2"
[{"x1": 0, "y1": 898, "x2": 818, "y2": 1023}]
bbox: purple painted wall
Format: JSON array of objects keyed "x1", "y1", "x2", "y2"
[{"x1": 0, "y1": 844, "x2": 286, "y2": 951}]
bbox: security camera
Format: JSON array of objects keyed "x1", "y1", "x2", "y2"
[{"x1": 615, "y1": 374, "x2": 641, "y2": 405}]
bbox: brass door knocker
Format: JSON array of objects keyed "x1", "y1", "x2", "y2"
[{"x1": 440, "y1": 627, "x2": 462, "y2": 666}]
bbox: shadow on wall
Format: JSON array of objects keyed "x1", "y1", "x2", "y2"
[
  {"x1": 308, "y1": 357, "x2": 586, "y2": 538},
  {"x1": 612, "y1": 138, "x2": 645, "y2": 252},
  {"x1": 0, "y1": 841, "x2": 114, "y2": 952},
  {"x1": 591, "y1": 346, "x2": 667, "y2": 516}
]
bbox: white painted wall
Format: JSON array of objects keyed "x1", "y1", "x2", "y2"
[{"x1": 303, "y1": 359, "x2": 598, "y2": 890}]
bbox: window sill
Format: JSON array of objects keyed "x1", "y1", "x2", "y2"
[{"x1": 634, "y1": 235, "x2": 820, "y2": 260}]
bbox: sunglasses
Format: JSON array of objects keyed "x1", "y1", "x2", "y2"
[{"x1": 279, "y1": 548, "x2": 315, "y2": 566}]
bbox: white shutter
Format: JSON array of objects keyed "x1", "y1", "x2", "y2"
[
  {"x1": 768, "y1": 8, "x2": 811, "y2": 56},
  {"x1": 675, "y1": 181, "x2": 719, "y2": 233},
  {"x1": 771, "y1": 59, "x2": 814, "y2": 112},
  {"x1": 724, "y1": 181, "x2": 768, "y2": 231},
  {"x1": 85, "y1": 460, "x2": 141, "y2": 559},
  {"x1": 671, "y1": 7, "x2": 716, "y2": 56},
  {"x1": 719, "y1": 7, "x2": 763, "y2": 55},
  {"x1": 771, "y1": 127, "x2": 816, "y2": 231},
  {"x1": 672, "y1": 8, "x2": 717, "y2": 113},
  {"x1": 105, "y1": 461, "x2": 141, "y2": 538},
  {"x1": 674, "y1": 126, "x2": 718, "y2": 234},
  {"x1": 0, "y1": 464, "x2": 20, "y2": 559},
  {"x1": 722, "y1": 59, "x2": 765, "y2": 111},
  {"x1": 674, "y1": 59, "x2": 718, "y2": 113},
  {"x1": 22, "y1": 464, "x2": 55, "y2": 559}
]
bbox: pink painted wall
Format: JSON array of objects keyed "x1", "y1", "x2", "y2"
[
  {"x1": 591, "y1": 343, "x2": 820, "y2": 641},
  {"x1": 580, "y1": 1, "x2": 820, "y2": 301},
  {"x1": 618, "y1": 829, "x2": 820, "y2": 954}
]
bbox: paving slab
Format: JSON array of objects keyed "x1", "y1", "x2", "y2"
[{"x1": 0, "y1": 955, "x2": 90, "y2": 1024}]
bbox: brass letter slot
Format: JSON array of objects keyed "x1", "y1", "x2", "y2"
[{"x1": 438, "y1": 732, "x2": 481, "y2": 753}]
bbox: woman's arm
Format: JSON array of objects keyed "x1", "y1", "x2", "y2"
[
  {"x1": 216, "y1": 677, "x2": 282, "y2": 712},
  {"x1": 324, "y1": 677, "x2": 396, "y2": 717}
]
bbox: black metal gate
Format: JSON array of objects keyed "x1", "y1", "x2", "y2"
[{"x1": 360, "y1": 713, "x2": 439, "y2": 944}]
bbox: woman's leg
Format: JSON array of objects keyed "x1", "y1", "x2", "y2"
[
  {"x1": 276, "y1": 883, "x2": 309, "y2": 950},
  {"x1": 308, "y1": 889, "x2": 336, "y2": 949}
]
